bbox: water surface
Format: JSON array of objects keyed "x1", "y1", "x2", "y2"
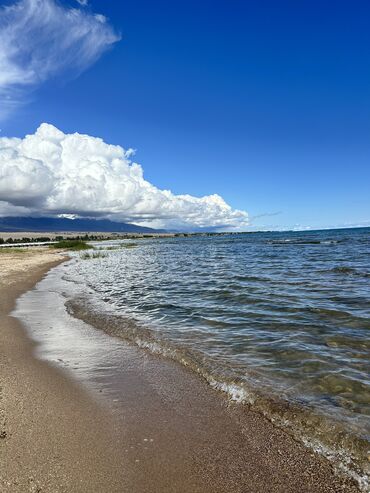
[{"x1": 62, "y1": 228, "x2": 370, "y2": 488}]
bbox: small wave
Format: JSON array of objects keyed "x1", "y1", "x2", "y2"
[
  {"x1": 301, "y1": 437, "x2": 370, "y2": 493},
  {"x1": 66, "y1": 297, "x2": 370, "y2": 492},
  {"x1": 269, "y1": 239, "x2": 341, "y2": 245},
  {"x1": 208, "y1": 379, "x2": 255, "y2": 404}
]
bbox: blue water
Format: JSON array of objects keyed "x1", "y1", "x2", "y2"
[{"x1": 64, "y1": 227, "x2": 370, "y2": 486}]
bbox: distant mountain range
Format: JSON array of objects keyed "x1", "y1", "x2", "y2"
[{"x1": 0, "y1": 216, "x2": 161, "y2": 233}]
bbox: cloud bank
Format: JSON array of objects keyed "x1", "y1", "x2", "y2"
[
  {"x1": 0, "y1": 124, "x2": 248, "y2": 230},
  {"x1": 0, "y1": 0, "x2": 119, "y2": 119}
]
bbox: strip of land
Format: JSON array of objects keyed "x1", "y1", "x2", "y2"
[{"x1": 0, "y1": 248, "x2": 360, "y2": 492}]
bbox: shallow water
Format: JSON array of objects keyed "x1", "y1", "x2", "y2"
[
  {"x1": 19, "y1": 227, "x2": 370, "y2": 489},
  {"x1": 70, "y1": 230, "x2": 369, "y2": 412},
  {"x1": 15, "y1": 265, "x2": 363, "y2": 493}
]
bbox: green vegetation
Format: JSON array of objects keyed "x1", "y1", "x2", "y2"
[
  {"x1": 0, "y1": 248, "x2": 27, "y2": 254},
  {"x1": 103, "y1": 246, "x2": 121, "y2": 251},
  {"x1": 80, "y1": 251, "x2": 107, "y2": 260},
  {"x1": 51, "y1": 240, "x2": 91, "y2": 251},
  {"x1": 122, "y1": 242, "x2": 138, "y2": 248},
  {"x1": 97, "y1": 242, "x2": 138, "y2": 251},
  {"x1": 0, "y1": 237, "x2": 53, "y2": 244},
  {"x1": 0, "y1": 233, "x2": 133, "y2": 246}
]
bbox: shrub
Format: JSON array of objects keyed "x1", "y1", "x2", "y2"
[{"x1": 51, "y1": 240, "x2": 91, "y2": 251}]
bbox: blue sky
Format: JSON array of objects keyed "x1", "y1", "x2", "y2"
[{"x1": 0, "y1": 0, "x2": 369, "y2": 230}]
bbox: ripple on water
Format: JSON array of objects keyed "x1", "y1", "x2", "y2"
[{"x1": 62, "y1": 228, "x2": 370, "y2": 490}]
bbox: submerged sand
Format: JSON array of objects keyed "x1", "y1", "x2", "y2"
[{"x1": 0, "y1": 249, "x2": 361, "y2": 492}]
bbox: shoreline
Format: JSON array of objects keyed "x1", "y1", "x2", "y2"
[
  {"x1": 0, "y1": 251, "x2": 133, "y2": 492},
  {"x1": 66, "y1": 294, "x2": 369, "y2": 489},
  {"x1": 0, "y1": 249, "x2": 361, "y2": 492}
]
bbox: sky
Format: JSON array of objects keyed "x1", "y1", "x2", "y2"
[{"x1": 0, "y1": 0, "x2": 369, "y2": 231}]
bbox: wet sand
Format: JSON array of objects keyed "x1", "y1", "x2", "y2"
[
  {"x1": 0, "y1": 249, "x2": 361, "y2": 492},
  {"x1": 0, "y1": 250, "x2": 131, "y2": 492}
]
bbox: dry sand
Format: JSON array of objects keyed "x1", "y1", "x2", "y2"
[{"x1": 0, "y1": 249, "x2": 361, "y2": 492}]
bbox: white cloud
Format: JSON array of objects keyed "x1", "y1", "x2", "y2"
[
  {"x1": 0, "y1": 123, "x2": 249, "y2": 230},
  {"x1": 76, "y1": 0, "x2": 88, "y2": 5},
  {"x1": 0, "y1": 0, "x2": 120, "y2": 119}
]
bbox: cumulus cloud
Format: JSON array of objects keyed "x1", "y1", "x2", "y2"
[
  {"x1": 0, "y1": 123, "x2": 249, "y2": 230},
  {"x1": 0, "y1": 0, "x2": 120, "y2": 119}
]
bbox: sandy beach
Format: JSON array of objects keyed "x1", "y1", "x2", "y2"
[
  {"x1": 0, "y1": 249, "x2": 361, "y2": 492},
  {"x1": 0, "y1": 250, "x2": 130, "y2": 492}
]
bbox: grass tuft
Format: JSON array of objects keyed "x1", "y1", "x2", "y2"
[
  {"x1": 80, "y1": 251, "x2": 107, "y2": 260},
  {"x1": 98, "y1": 243, "x2": 138, "y2": 251},
  {"x1": 51, "y1": 240, "x2": 91, "y2": 251},
  {"x1": 122, "y1": 243, "x2": 138, "y2": 248}
]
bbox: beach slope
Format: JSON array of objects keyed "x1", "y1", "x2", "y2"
[{"x1": 0, "y1": 249, "x2": 360, "y2": 492}]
